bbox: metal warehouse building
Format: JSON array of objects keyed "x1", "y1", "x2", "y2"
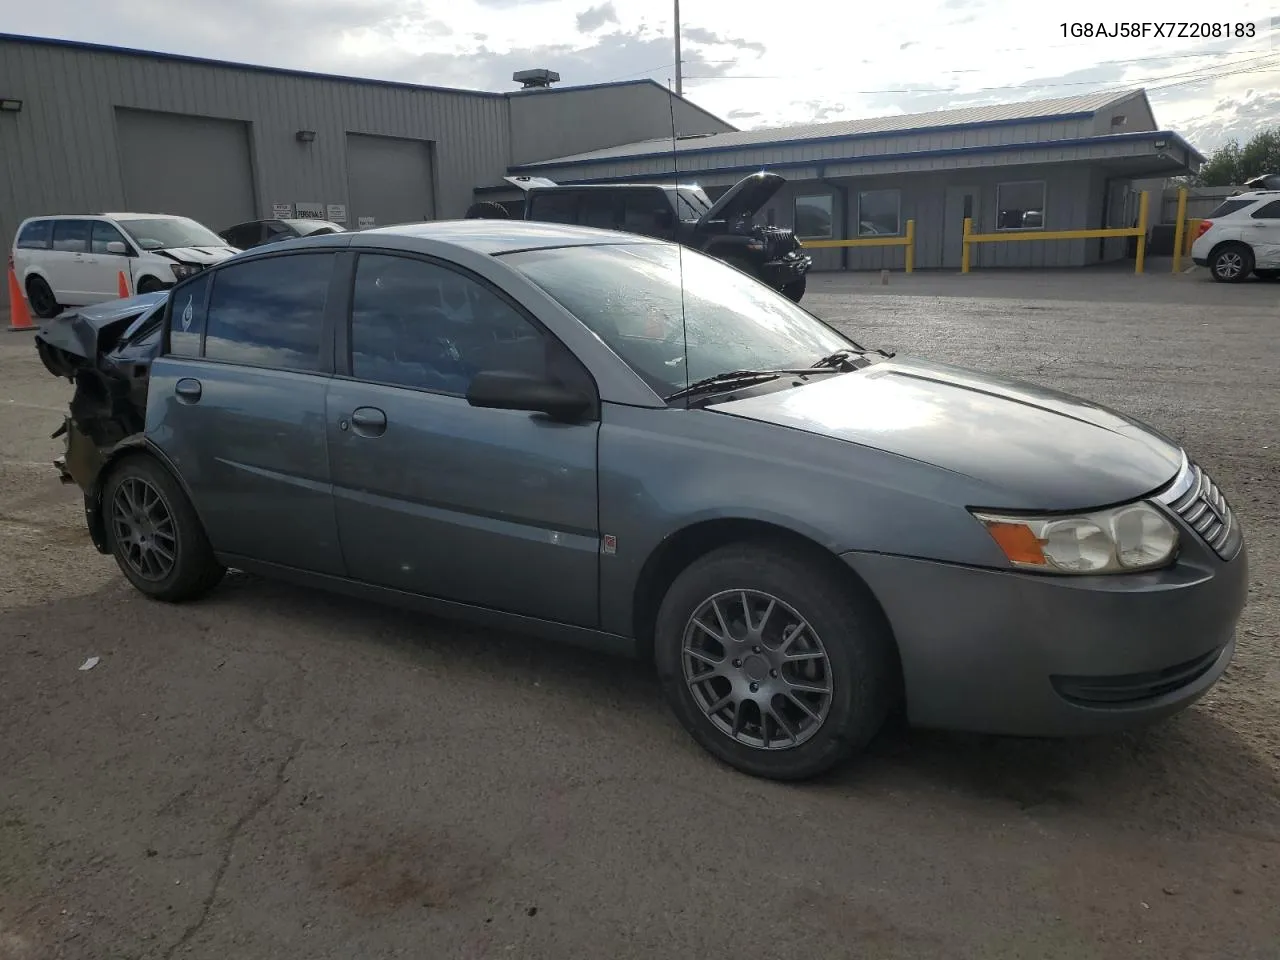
[
  {"x1": 498, "y1": 89, "x2": 1205, "y2": 272},
  {"x1": 1, "y1": 32, "x2": 1203, "y2": 309}
]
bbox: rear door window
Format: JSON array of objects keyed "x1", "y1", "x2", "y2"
[
  {"x1": 579, "y1": 191, "x2": 621, "y2": 229},
  {"x1": 16, "y1": 220, "x2": 52, "y2": 250},
  {"x1": 528, "y1": 191, "x2": 578, "y2": 224},
  {"x1": 621, "y1": 190, "x2": 674, "y2": 236},
  {"x1": 1206, "y1": 199, "x2": 1255, "y2": 219},
  {"x1": 203, "y1": 252, "x2": 335, "y2": 371},
  {"x1": 168, "y1": 272, "x2": 212, "y2": 358},
  {"x1": 51, "y1": 219, "x2": 91, "y2": 253}
]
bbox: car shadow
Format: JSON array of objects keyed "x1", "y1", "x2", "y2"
[{"x1": 140, "y1": 571, "x2": 1280, "y2": 836}]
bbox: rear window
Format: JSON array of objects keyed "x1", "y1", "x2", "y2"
[
  {"x1": 1206, "y1": 199, "x2": 1255, "y2": 219},
  {"x1": 528, "y1": 191, "x2": 579, "y2": 224},
  {"x1": 16, "y1": 220, "x2": 52, "y2": 250}
]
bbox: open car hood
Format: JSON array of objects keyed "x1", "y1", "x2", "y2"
[{"x1": 698, "y1": 172, "x2": 786, "y2": 225}]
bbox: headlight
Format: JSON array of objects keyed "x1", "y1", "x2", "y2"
[
  {"x1": 972, "y1": 502, "x2": 1179, "y2": 575},
  {"x1": 170, "y1": 263, "x2": 201, "y2": 280}
]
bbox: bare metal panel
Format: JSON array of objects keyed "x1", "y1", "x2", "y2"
[
  {"x1": 115, "y1": 107, "x2": 256, "y2": 229},
  {"x1": 345, "y1": 133, "x2": 436, "y2": 230}
]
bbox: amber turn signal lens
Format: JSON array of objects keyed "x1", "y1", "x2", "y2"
[{"x1": 981, "y1": 520, "x2": 1047, "y2": 566}]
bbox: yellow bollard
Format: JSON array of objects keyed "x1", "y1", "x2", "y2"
[
  {"x1": 961, "y1": 217, "x2": 972, "y2": 274},
  {"x1": 1172, "y1": 187, "x2": 1188, "y2": 273},
  {"x1": 904, "y1": 219, "x2": 915, "y2": 274},
  {"x1": 1134, "y1": 190, "x2": 1149, "y2": 275}
]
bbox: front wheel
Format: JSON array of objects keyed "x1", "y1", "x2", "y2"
[
  {"x1": 654, "y1": 542, "x2": 896, "y2": 781},
  {"x1": 102, "y1": 455, "x2": 225, "y2": 602},
  {"x1": 781, "y1": 276, "x2": 807, "y2": 302},
  {"x1": 1209, "y1": 244, "x2": 1254, "y2": 283},
  {"x1": 136, "y1": 276, "x2": 166, "y2": 294}
]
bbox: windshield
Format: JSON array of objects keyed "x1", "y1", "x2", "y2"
[
  {"x1": 118, "y1": 217, "x2": 225, "y2": 251},
  {"x1": 504, "y1": 243, "x2": 854, "y2": 399}
]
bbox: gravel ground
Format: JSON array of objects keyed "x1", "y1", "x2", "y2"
[{"x1": 1, "y1": 268, "x2": 1277, "y2": 960}]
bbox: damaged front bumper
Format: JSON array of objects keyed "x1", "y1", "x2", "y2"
[{"x1": 51, "y1": 416, "x2": 118, "y2": 554}]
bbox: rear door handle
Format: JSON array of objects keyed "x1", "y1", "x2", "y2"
[
  {"x1": 175, "y1": 378, "x2": 202, "y2": 403},
  {"x1": 349, "y1": 406, "x2": 387, "y2": 437}
]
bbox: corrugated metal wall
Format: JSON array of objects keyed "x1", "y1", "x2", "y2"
[
  {"x1": 0, "y1": 37, "x2": 511, "y2": 307},
  {"x1": 508, "y1": 85, "x2": 733, "y2": 166},
  {"x1": 765, "y1": 163, "x2": 1105, "y2": 271}
]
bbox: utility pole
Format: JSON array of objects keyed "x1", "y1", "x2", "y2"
[{"x1": 673, "y1": 0, "x2": 682, "y2": 96}]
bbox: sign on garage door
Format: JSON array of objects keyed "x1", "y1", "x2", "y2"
[
  {"x1": 115, "y1": 107, "x2": 256, "y2": 233},
  {"x1": 346, "y1": 133, "x2": 436, "y2": 230}
]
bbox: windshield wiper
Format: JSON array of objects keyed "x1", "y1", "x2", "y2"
[
  {"x1": 812, "y1": 349, "x2": 863, "y2": 371},
  {"x1": 664, "y1": 369, "x2": 806, "y2": 404}
]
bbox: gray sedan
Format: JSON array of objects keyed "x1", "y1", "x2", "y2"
[{"x1": 48, "y1": 220, "x2": 1248, "y2": 781}]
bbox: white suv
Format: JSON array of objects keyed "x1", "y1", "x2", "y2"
[
  {"x1": 10, "y1": 213, "x2": 241, "y2": 319},
  {"x1": 1190, "y1": 191, "x2": 1280, "y2": 283}
]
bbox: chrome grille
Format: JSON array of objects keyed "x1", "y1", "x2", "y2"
[{"x1": 1157, "y1": 458, "x2": 1240, "y2": 560}]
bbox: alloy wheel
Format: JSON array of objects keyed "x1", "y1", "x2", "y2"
[
  {"x1": 681, "y1": 589, "x2": 833, "y2": 750},
  {"x1": 1215, "y1": 251, "x2": 1244, "y2": 280},
  {"x1": 110, "y1": 476, "x2": 178, "y2": 582}
]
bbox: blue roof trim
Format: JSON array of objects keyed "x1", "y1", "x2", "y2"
[
  {"x1": 0, "y1": 30, "x2": 731, "y2": 128},
  {"x1": 509, "y1": 131, "x2": 1201, "y2": 183},
  {"x1": 510, "y1": 111, "x2": 1111, "y2": 171}
]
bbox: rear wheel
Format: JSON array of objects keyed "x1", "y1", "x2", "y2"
[
  {"x1": 102, "y1": 455, "x2": 225, "y2": 602},
  {"x1": 781, "y1": 276, "x2": 807, "y2": 302},
  {"x1": 25, "y1": 276, "x2": 60, "y2": 319},
  {"x1": 1209, "y1": 243, "x2": 1254, "y2": 283},
  {"x1": 654, "y1": 542, "x2": 896, "y2": 781}
]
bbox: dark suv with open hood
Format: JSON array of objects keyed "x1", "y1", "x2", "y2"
[{"x1": 508, "y1": 172, "x2": 812, "y2": 302}]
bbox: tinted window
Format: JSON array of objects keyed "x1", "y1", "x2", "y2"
[
  {"x1": 528, "y1": 192, "x2": 578, "y2": 224},
  {"x1": 1250, "y1": 200, "x2": 1280, "y2": 219},
  {"x1": 16, "y1": 220, "x2": 52, "y2": 250},
  {"x1": 675, "y1": 189, "x2": 712, "y2": 219},
  {"x1": 350, "y1": 254, "x2": 549, "y2": 395},
  {"x1": 91, "y1": 222, "x2": 130, "y2": 254},
  {"x1": 168, "y1": 272, "x2": 211, "y2": 358},
  {"x1": 221, "y1": 222, "x2": 263, "y2": 249},
  {"x1": 621, "y1": 191, "x2": 673, "y2": 236},
  {"x1": 579, "y1": 192, "x2": 621, "y2": 229},
  {"x1": 51, "y1": 219, "x2": 91, "y2": 253},
  {"x1": 1206, "y1": 199, "x2": 1254, "y2": 219},
  {"x1": 203, "y1": 253, "x2": 334, "y2": 371}
]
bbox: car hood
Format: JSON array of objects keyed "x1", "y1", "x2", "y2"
[
  {"x1": 698, "y1": 172, "x2": 786, "y2": 226},
  {"x1": 709, "y1": 356, "x2": 1183, "y2": 511},
  {"x1": 155, "y1": 246, "x2": 240, "y2": 263},
  {"x1": 35, "y1": 292, "x2": 167, "y2": 359}
]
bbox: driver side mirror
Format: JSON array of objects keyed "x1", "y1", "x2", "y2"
[
  {"x1": 466, "y1": 370, "x2": 593, "y2": 422},
  {"x1": 105, "y1": 241, "x2": 129, "y2": 256}
]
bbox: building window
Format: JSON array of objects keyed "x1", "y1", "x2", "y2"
[
  {"x1": 794, "y1": 194, "x2": 834, "y2": 239},
  {"x1": 857, "y1": 189, "x2": 901, "y2": 236},
  {"x1": 996, "y1": 181, "x2": 1046, "y2": 230}
]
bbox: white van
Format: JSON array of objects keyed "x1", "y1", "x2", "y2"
[{"x1": 10, "y1": 213, "x2": 241, "y2": 318}]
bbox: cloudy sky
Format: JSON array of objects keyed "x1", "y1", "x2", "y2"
[{"x1": 5, "y1": 0, "x2": 1279, "y2": 151}]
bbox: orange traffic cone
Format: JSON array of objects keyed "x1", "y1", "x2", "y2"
[
  {"x1": 6, "y1": 267, "x2": 34, "y2": 331},
  {"x1": 116, "y1": 271, "x2": 131, "y2": 299}
]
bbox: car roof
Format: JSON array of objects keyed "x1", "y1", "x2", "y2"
[
  {"x1": 99, "y1": 212, "x2": 190, "y2": 221},
  {"x1": 353, "y1": 218, "x2": 665, "y2": 255}
]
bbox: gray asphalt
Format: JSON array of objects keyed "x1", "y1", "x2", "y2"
[{"x1": 1, "y1": 266, "x2": 1277, "y2": 960}]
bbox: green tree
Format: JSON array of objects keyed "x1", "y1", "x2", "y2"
[{"x1": 1196, "y1": 127, "x2": 1280, "y2": 186}]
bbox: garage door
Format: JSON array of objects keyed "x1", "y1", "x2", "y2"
[
  {"x1": 115, "y1": 107, "x2": 256, "y2": 234},
  {"x1": 346, "y1": 133, "x2": 436, "y2": 230}
]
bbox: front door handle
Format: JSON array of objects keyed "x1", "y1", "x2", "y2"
[
  {"x1": 349, "y1": 406, "x2": 387, "y2": 437},
  {"x1": 175, "y1": 378, "x2": 202, "y2": 403}
]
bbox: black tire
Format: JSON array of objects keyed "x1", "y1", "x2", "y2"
[
  {"x1": 136, "y1": 276, "x2": 165, "y2": 294},
  {"x1": 102, "y1": 455, "x2": 225, "y2": 602},
  {"x1": 25, "y1": 276, "x2": 60, "y2": 319},
  {"x1": 1255, "y1": 269, "x2": 1279, "y2": 281},
  {"x1": 653, "y1": 542, "x2": 896, "y2": 781},
  {"x1": 1209, "y1": 243, "x2": 1254, "y2": 283},
  {"x1": 781, "y1": 275, "x2": 807, "y2": 303}
]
